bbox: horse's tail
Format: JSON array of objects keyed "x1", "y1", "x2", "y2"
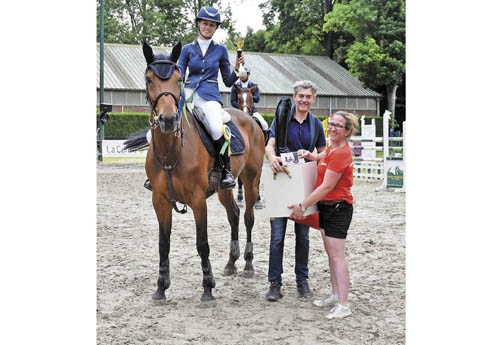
[{"x1": 123, "y1": 127, "x2": 149, "y2": 152}]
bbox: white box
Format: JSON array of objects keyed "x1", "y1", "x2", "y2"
[{"x1": 262, "y1": 161, "x2": 318, "y2": 218}]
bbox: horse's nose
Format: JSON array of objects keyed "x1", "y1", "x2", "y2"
[
  {"x1": 158, "y1": 113, "x2": 178, "y2": 131},
  {"x1": 159, "y1": 113, "x2": 174, "y2": 125}
]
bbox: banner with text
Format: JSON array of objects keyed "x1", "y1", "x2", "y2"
[{"x1": 101, "y1": 140, "x2": 147, "y2": 164}]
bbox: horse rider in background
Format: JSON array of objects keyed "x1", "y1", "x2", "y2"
[{"x1": 230, "y1": 67, "x2": 269, "y2": 131}]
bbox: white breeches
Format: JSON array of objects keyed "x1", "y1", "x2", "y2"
[
  {"x1": 193, "y1": 92, "x2": 224, "y2": 140},
  {"x1": 252, "y1": 111, "x2": 269, "y2": 131}
]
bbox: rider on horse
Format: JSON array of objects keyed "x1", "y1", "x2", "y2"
[
  {"x1": 126, "y1": 37, "x2": 266, "y2": 304},
  {"x1": 230, "y1": 67, "x2": 269, "y2": 131},
  {"x1": 176, "y1": 6, "x2": 245, "y2": 189}
]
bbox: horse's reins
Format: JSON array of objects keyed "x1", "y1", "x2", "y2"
[
  {"x1": 149, "y1": 121, "x2": 183, "y2": 171},
  {"x1": 150, "y1": 128, "x2": 187, "y2": 214},
  {"x1": 146, "y1": 60, "x2": 187, "y2": 214}
]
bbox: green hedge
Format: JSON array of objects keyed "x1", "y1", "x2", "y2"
[
  {"x1": 97, "y1": 112, "x2": 150, "y2": 139},
  {"x1": 97, "y1": 112, "x2": 382, "y2": 139}
]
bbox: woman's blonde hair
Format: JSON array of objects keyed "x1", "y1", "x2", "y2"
[{"x1": 332, "y1": 111, "x2": 359, "y2": 139}]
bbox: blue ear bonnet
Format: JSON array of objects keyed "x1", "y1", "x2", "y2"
[{"x1": 147, "y1": 54, "x2": 179, "y2": 80}]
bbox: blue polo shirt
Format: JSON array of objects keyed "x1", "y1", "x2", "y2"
[
  {"x1": 287, "y1": 116, "x2": 312, "y2": 152},
  {"x1": 269, "y1": 106, "x2": 326, "y2": 153}
]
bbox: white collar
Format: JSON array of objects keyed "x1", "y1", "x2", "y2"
[
  {"x1": 197, "y1": 38, "x2": 212, "y2": 46},
  {"x1": 197, "y1": 38, "x2": 212, "y2": 56}
]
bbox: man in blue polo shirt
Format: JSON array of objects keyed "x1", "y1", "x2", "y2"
[{"x1": 263, "y1": 80, "x2": 327, "y2": 301}]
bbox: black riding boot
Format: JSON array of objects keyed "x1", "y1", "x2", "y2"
[
  {"x1": 144, "y1": 179, "x2": 153, "y2": 191},
  {"x1": 216, "y1": 137, "x2": 236, "y2": 189},
  {"x1": 263, "y1": 129, "x2": 270, "y2": 146}
]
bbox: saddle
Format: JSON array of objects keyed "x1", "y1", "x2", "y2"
[
  {"x1": 189, "y1": 105, "x2": 246, "y2": 157},
  {"x1": 188, "y1": 105, "x2": 246, "y2": 196}
]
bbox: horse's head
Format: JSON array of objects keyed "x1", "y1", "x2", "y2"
[
  {"x1": 143, "y1": 40, "x2": 183, "y2": 134},
  {"x1": 236, "y1": 85, "x2": 257, "y2": 115}
]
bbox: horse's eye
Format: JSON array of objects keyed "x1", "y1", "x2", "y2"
[{"x1": 146, "y1": 77, "x2": 152, "y2": 84}]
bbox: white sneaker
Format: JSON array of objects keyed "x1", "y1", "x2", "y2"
[
  {"x1": 313, "y1": 294, "x2": 338, "y2": 307},
  {"x1": 326, "y1": 304, "x2": 352, "y2": 319}
]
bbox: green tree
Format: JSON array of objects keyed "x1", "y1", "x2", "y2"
[
  {"x1": 247, "y1": 0, "x2": 332, "y2": 55},
  {"x1": 96, "y1": 0, "x2": 233, "y2": 46},
  {"x1": 237, "y1": 28, "x2": 267, "y2": 53},
  {"x1": 324, "y1": 0, "x2": 405, "y2": 124}
]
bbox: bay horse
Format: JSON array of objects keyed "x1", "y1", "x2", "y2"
[
  {"x1": 234, "y1": 84, "x2": 264, "y2": 209},
  {"x1": 234, "y1": 84, "x2": 257, "y2": 115},
  {"x1": 129, "y1": 41, "x2": 264, "y2": 305}
]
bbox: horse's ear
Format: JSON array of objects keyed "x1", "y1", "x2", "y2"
[
  {"x1": 142, "y1": 39, "x2": 155, "y2": 65},
  {"x1": 235, "y1": 84, "x2": 241, "y2": 92},
  {"x1": 250, "y1": 85, "x2": 258, "y2": 92},
  {"x1": 170, "y1": 40, "x2": 182, "y2": 63}
]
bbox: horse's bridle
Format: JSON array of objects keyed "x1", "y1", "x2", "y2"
[
  {"x1": 149, "y1": 91, "x2": 180, "y2": 126},
  {"x1": 145, "y1": 59, "x2": 188, "y2": 213},
  {"x1": 145, "y1": 60, "x2": 183, "y2": 130},
  {"x1": 145, "y1": 59, "x2": 185, "y2": 168},
  {"x1": 238, "y1": 88, "x2": 254, "y2": 115}
]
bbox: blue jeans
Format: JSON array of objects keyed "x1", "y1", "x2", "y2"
[{"x1": 267, "y1": 217, "x2": 310, "y2": 285}]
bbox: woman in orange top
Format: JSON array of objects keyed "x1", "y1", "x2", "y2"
[{"x1": 289, "y1": 111, "x2": 359, "y2": 319}]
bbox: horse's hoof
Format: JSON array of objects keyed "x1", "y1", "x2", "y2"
[
  {"x1": 223, "y1": 264, "x2": 238, "y2": 276},
  {"x1": 243, "y1": 268, "x2": 255, "y2": 278},
  {"x1": 152, "y1": 289, "x2": 166, "y2": 301},
  {"x1": 243, "y1": 262, "x2": 254, "y2": 277},
  {"x1": 152, "y1": 298, "x2": 167, "y2": 306},
  {"x1": 237, "y1": 199, "x2": 244, "y2": 208},
  {"x1": 199, "y1": 299, "x2": 217, "y2": 308},
  {"x1": 152, "y1": 293, "x2": 167, "y2": 305},
  {"x1": 200, "y1": 290, "x2": 216, "y2": 307}
]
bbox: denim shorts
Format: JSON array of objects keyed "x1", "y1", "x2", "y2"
[{"x1": 318, "y1": 201, "x2": 353, "y2": 239}]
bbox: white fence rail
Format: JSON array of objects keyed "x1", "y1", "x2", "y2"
[{"x1": 324, "y1": 111, "x2": 405, "y2": 191}]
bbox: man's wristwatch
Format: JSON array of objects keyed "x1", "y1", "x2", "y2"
[{"x1": 299, "y1": 203, "x2": 307, "y2": 212}]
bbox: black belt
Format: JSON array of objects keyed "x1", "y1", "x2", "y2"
[{"x1": 318, "y1": 200, "x2": 346, "y2": 206}]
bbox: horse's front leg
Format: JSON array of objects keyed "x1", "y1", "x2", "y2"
[
  {"x1": 152, "y1": 194, "x2": 173, "y2": 302},
  {"x1": 218, "y1": 190, "x2": 241, "y2": 276},
  {"x1": 192, "y1": 199, "x2": 216, "y2": 305}
]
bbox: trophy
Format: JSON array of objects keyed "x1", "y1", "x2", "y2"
[
  {"x1": 233, "y1": 39, "x2": 246, "y2": 77},
  {"x1": 234, "y1": 39, "x2": 244, "y2": 58}
]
